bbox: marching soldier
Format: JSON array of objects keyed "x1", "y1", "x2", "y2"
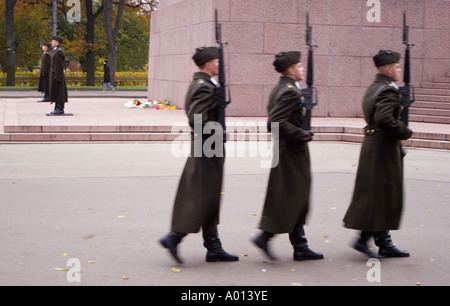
[
  {"x1": 343, "y1": 50, "x2": 413, "y2": 258},
  {"x1": 48, "y1": 35, "x2": 68, "y2": 115},
  {"x1": 252, "y1": 51, "x2": 323, "y2": 261},
  {"x1": 37, "y1": 42, "x2": 51, "y2": 102},
  {"x1": 159, "y1": 47, "x2": 239, "y2": 264}
]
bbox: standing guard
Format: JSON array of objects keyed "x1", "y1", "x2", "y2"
[
  {"x1": 47, "y1": 35, "x2": 68, "y2": 116},
  {"x1": 37, "y1": 42, "x2": 51, "y2": 102}
]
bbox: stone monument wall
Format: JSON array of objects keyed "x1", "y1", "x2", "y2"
[{"x1": 148, "y1": 0, "x2": 450, "y2": 117}]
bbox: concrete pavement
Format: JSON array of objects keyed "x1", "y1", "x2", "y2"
[
  {"x1": 0, "y1": 142, "x2": 449, "y2": 286},
  {"x1": 0, "y1": 90, "x2": 449, "y2": 287}
]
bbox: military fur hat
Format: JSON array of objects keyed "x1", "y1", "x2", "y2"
[
  {"x1": 273, "y1": 51, "x2": 301, "y2": 73},
  {"x1": 42, "y1": 42, "x2": 51, "y2": 48},
  {"x1": 52, "y1": 36, "x2": 63, "y2": 44},
  {"x1": 373, "y1": 50, "x2": 401, "y2": 67},
  {"x1": 192, "y1": 47, "x2": 219, "y2": 66}
]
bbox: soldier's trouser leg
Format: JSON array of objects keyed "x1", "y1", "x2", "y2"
[
  {"x1": 202, "y1": 225, "x2": 239, "y2": 262},
  {"x1": 289, "y1": 225, "x2": 324, "y2": 261},
  {"x1": 252, "y1": 231, "x2": 277, "y2": 260},
  {"x1": 373, "y1": 231, "x2": 410, "y2": 258},
  {"x1": 159, "y1": 232, "x2": 187, "y2": 264}
]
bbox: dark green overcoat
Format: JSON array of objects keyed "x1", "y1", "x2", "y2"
[
  {"x1": 49, "y1": 46, "x2": 68, "y2": 104},
  {"x1": 171, "y1": 72, "x2": 225, "y2": 233},
  {"x1": 343, "y1": 74, "x2": 413, "y2": 232},
  {"x1": 259, "y1": 76, "x2": 311, "y2": 234},
  {"x1": 38, "y1": 52, "x2": 51, "y2": 94}
]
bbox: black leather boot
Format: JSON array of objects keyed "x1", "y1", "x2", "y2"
[
  {"x1": 202, "y1": 226, "x2": 239, "y2": 262},
  {"x1": 253, "y1": 231, "x2": 277, "y2": 260},
  {"x1": 159, "y1": 232, "x2": 187, "y2": 264},
  {"x1": 353, "y1": 231, "x2": 380, "y2": 258},
  {"x1": 290, "y1": 225, "x2": 324, "y2": 261},
  {"x1": 374, "y1": 231, "x2": 410, "y2": 258}
]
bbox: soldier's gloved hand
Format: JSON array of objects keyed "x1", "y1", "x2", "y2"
[
  {"x1": 55, "y1": 79, "x2": 62, "y2": 83},
  {"x1": 299, "y1": 130, "x2": 314, "y2": 143}
]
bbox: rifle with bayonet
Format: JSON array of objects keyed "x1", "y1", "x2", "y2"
[
  {"x1": 301, "y1": 12, "x2": 318, "y2": 132},
  {"x1": 214, "y1": 9, "x2": 231, "y2": 142},
  {"x1": 399, "y1": 11, "x2": 415, "y2": 126}
]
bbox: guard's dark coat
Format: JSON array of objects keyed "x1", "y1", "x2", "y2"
[
  {"x1": 259, "y1": 76, "x2": 311, "y2": 234},
  {"x1": 343, "y1": 74, "x2": 413, "y2": 232},
  {"x1": 38, "y1": 51, "x2": 51, "y2": 94},
  {"x1": 49, "y1": 46, "x2": 68, "y2": 105},
  {"x1": 171, "y1": 72, "x2": 224, "y2": 233}
]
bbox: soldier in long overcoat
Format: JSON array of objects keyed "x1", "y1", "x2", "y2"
[
  {"x1": 38, "y1": 42, "x2": 51, "y2": 102},
  {"x1": 48, "y1": 36, "x2": 68, "y2": 115},
  {"x1": 343, "y1": 50, "x2": 413, "y2": 258},
  {"x1": 252, "y1": 51, "x2": 323, "y2": 261},
  {"x1": 159, "y1": 47, "x2": 238, "y2": 264}
]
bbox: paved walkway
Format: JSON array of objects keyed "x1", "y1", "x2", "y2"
[
  {"x1": 0, "y1": 90, "x2": 449, "y2": 149},
  {"x1": 0, "y1": 90, "x2": 449, "y2": 287},
  {"x1": 0, "y1": 142, "x2": 448, "y2": 286}
]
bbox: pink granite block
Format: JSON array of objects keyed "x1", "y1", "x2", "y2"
[
  {"x1": 230, "y1": 53, "x2": 278, "y2": 86},
  {"x1": 329, "y1": 26, "x2": 362, "y2": 56},
  {"x1": 312, "y1": 55, "x2": 329, "y2": 87},
  {"x1": 212, "y1": 0, "x2": 231, "y2": 21},
  {"x1": 359, "y1": 27, "x2": 403, "y2": 57},
  {"x1": 327, "y1": 56, "x2": 362, "y2": 87},
  {"x1": 263, "y1": 23, "x2": 302, "y2": 55},
  {"x1": 223, "y1": 22, "x2": 264, "y2": 54},
  {"x1": 424, "y1": 0, "x2": 450, "y2": 29},
  {"x1": 227, "y1": 85, "x2": 264, "y2": 117},
  {"x1": 0, "y1": 134, "x2": 10, "y2": 141},
  {"x1": 230, "y1": 0, "x2": 297, "y2": 23},
  {"x1": 10, "y1": 133, "x2": 91, "y2": 142},
  {"x1": 422, "y1": 29, "x2": 450, "y2": 59},
  {"x1": 184, "y1": 0, "x2": 214, "y2": 27},
  {"x1": 328, "y1": 0, "x2": 362, "y2": 26},
  {"x1": 297, "y1": 0, "x2": 330, "y2": 25},
  {"x1": 328, "y1": 86, "x2": 364, "y2": 117},
  {"x1": 311, "y1": 85, "x2": 329, "y2": 117},
  {"x1": 342, "y1": 134, "x2": 364, "y2": 143}
]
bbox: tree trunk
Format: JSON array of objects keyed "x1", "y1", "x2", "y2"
[
  {"x1": 85, "y1": 0, "x2": 96, "y2": 86},
  {"x1": 103, "y1": 0, "x2": 124, "y2": 86},
  {"x1": 5, "y1": 0, "x2": 17, "y2": 86},
  {"x1": 84, "y1": 0, "x2": 104, "y2": 86}
]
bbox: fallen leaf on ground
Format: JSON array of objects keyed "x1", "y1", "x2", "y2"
[
  {"x1": 54, "y1": 268, "x2": 69, "y2": 271},
  {"x1": 171, "y1": 267, "x2": 181, "y2": 273}
]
